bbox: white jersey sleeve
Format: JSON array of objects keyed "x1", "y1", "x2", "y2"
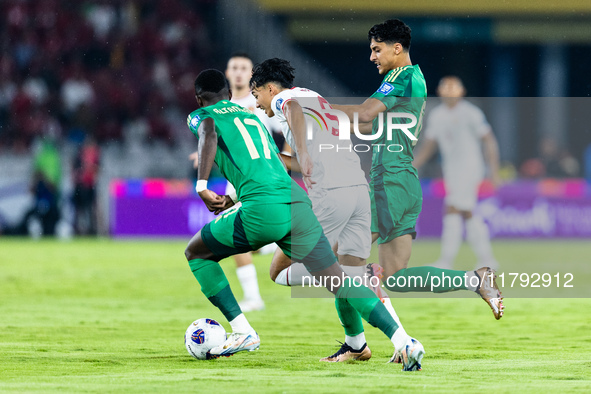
[
  {"x1": 270, "y1": 89, "x2": 299, "y2": 155},
  {"x1": 423, "y1": 106, "x2": 443, "y2": 141},
  {"x1": 471, "y1": 105, "x2": 492, "y2": 138},
  {"x1": 270, "y1": 89, "x2": 294, "y2": 121}
]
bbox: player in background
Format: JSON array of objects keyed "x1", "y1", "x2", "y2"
[
  {"x1": 330, "y1": 19, "x2": 503, "y2": 339},
  {"x1": 189, "y1": 54, "x2": 280, "y2": 312},
  {"x1": 413, "y1": 76, "x2": 500, "y2": 271},
  {"x1": 250, "y1": 58, "x2": 406, "y2": 362},
  {"x1": 185, "y1": 69, "x2": 424, "y2": 370}
]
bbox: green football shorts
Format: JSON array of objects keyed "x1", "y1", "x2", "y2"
[
  {"x1": 370, "y1": 170, "x2": 423, "y2": 244},
  {"x1": 200, "y1": 201, "x2": 336, "y2": 273}
]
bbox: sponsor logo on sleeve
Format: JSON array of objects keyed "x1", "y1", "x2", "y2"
[
  {"x1": 377, "y1": 82, "x2": 394, "y2": 95},
  {"x1": 190, "y1": 115, "x2": 200, "y2": 127},
  {"x1": 276, "y1": 98, "x2": 284, "y2": 111}
]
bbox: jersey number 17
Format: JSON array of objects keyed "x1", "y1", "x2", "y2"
[{"x1": 234, "y1": 117, "x2": 272, "y2": 160}]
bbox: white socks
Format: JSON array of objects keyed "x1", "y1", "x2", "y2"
[
  {"x1": 466, "y1": 215, "x2": 498, "y2": 269},
  {"x1": 275, "y1": 264, "x2": 373, "y2": 287},
  {"x1": 274, "y1": 263, "x2": 313, "y2": 286},
  {"x1": 229, "y1": 314, "x2": 253, "y2": 334},
  {"x1": 391, "y1": 326, "x2": 409, "y2": 352},
  {"x1": 341, "y1": 265, "x2": 367, "y2": 285},
  {"x1": 345, "y1": 333, "x2": 366, "y2": 350},
  {"x1": 236, "y1": 264, "x2": 263, "y2": 302},
  {"x1": 274, "y1": 267, "x2": 289, "y2": 285},
  {"x1": 435, "y1": 213, "x2": 463, "y2": 269},
  {"x1": 380, "y1": 293, "x2": 402, "y2": 327}
]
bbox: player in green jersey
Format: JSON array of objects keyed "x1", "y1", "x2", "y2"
[
  {"x1": 330, "y1": 18, "x2": 503, "y2": 362},
  {"x1": 183, "y1": 69, "x2": 424, "y2": 369}
]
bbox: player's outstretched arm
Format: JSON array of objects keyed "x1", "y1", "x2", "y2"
[
  {"x1": 188, "y1": 151, "x2": 199, "y2": 168},
  {"x1": 482, "y1": 132, "x2": 501, "y2": 186},
  {"x1": 278, "y1": 142, "x2": 302, "y2": 172},
  {"x1": 279, "y1": 152, "x2": 302, "y2": 173},
  {"x1": 197, "y1": 118, "x2": 218, "y2": 184},
  {"x1": 332, "y1": 98, "x2": 387, "y2": 123},
  {"x1": 351, "y1": 121, "x2": 373, "y2": 135},
  {"x1": 284, "y1": 100, "x2": 315, "y2": 189},
  {"x1": 196, "y1": 118, "x2": 226, "y2": 213},
  {"x1": 412, "y1": 138, "x2": 438, "y2": 170}
]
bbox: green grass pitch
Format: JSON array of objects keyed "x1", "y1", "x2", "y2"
[{"x1": 1, "y1": 238, "x2": 590, "y2": 392}]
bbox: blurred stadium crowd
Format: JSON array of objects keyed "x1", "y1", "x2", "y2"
[{"x1": 0, "y1": 0, "x2": 215, "y2": 150}]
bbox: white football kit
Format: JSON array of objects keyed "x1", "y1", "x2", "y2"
[
  {"x1": 424, "y1": 100, "x2": 492, "y2": 210},
  {"x1": 270, "y1": 87, "x2": 371, "y2": 258}
]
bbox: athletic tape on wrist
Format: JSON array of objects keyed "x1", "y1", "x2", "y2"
[{"x1": 196, "y1": 179, "x2": 208, "y2": 193}]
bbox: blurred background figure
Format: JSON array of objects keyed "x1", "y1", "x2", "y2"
[
  {"x1": 15, "y1": 135, "x2": 62, "y2": 237},
  {"x1": 519, "y1": 138, "x2": 580, "y2": 179},
  {"x1": 414, "y1": 76, "x2": 500, "y2": 270},
  {"x1": 538, "y1": 137, "x2": 579, "y2": 178},
  {"x1": 72, "y1": 136, "x2": 100, "y2": 235}
]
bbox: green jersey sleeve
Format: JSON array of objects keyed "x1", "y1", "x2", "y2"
[
  {"x1": 186, "y1": 108, "x2": 210, "y2": 137},
  {"x1": 369, "y1": 66, "x2": 413, "y2": 111}
]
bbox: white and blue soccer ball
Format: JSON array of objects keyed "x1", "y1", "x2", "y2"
[{"x1": 184, "y1": 318, "x2": 227, "y2": 360}]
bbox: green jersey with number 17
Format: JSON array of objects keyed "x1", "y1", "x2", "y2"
[
  {"x1": 369, "y1": 64, "x2": 427, "y2": 177},
  {"x1": 187, "y1": 100, "x2": 306, "y2": 204}
]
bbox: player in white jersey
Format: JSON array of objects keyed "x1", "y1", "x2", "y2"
[
  {"x1": 414, "y1": 76, "x2": 500, "y2": 270},
  {"x1": 251, "y1": 58, "x2": 406, "y2": 362},
  {"x1": 271, "y1": 87, "x2": 372, "y2": 268},
  {"x1": 189, "y1": 54, "x2": 280, "y2": 312}
]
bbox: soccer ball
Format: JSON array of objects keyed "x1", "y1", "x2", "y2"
[{"x1": 184, "y1": 318, "x2": 227, "y2": 360}]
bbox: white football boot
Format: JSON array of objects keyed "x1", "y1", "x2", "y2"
[{"x1": 208, "y1": 331, "x2": 260, "y2": 358}]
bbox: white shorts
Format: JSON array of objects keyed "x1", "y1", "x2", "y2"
[
  {"x1": 444, "y1": 176, "x2": 482, "y2": 211},
  {"x1": 310, "y1": 184, "x2": 371, "y2": 259}
]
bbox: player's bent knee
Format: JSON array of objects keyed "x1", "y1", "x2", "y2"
[
  {"x1": 184, "y1": 245, "x2": 199, "y2": 261},
  {"x1": 269, "y1": 248, "x2": 290, "y2": 282},
  {"x1": 269, "y1": 267, "x2": 279, "y2": 282},
  {"x1": 184, "y1": 234, "x2": 217, "y2": 262},
  {"x1": 269, "y1": 260, "x2": 279, "y2": 281}
]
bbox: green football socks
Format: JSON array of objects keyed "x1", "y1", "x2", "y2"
[
  {"x1": 336, "y1": 277, "x2": 399, "y2": 338},
  {"x1": 189, "y1": 258, "x2": 242, "y2": 321},
  {"x1": 384, "y1": 266, "x2": 469, "y2": 293}
]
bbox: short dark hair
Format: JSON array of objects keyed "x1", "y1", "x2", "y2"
[
  {"x1": 194, "y1": 69, "x2": 229, "y2": 97},
  {"x1": 439, "y1": 75, "x2": 464, "y2": 87},
  {"x1": 368, "y1": 19, "x2": 411, "y2": 51},
  {"x1": 229, "y1": 52, "x2": 252, "y2": 62},
  {"x1": 250, "y1": 58, "x2": 295, "y2": 89}
]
